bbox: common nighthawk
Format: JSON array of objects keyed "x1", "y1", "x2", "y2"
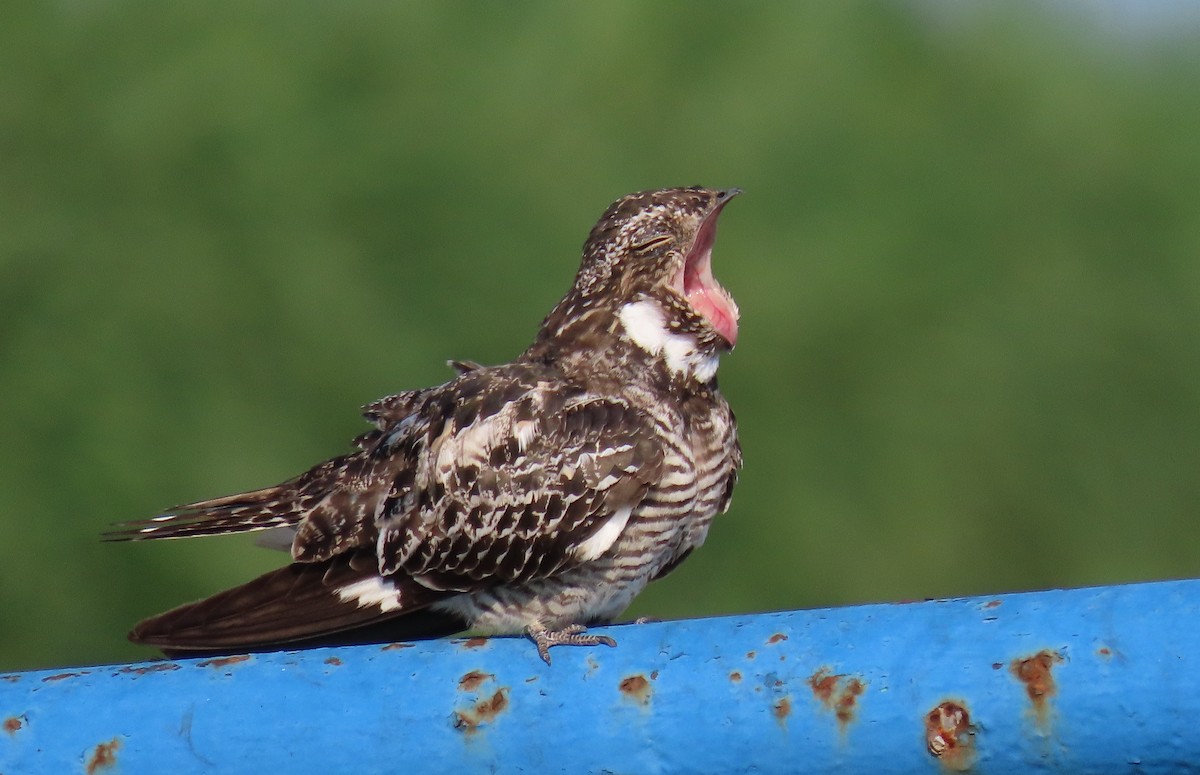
[{"x1": 108, "y1": 186, "x2": 742, "y2": 664}]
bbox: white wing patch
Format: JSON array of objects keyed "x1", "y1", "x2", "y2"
[
  {"x1": 337, "y1": 576, "x2": 404, "y2": 612},
  {"x1": 573, "y1": 505, "x2": 633, "y2": 562}
]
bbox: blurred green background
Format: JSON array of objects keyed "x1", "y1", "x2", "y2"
[{"x1": 3, "y1": 2, "x2": 1200, "y2": 671}]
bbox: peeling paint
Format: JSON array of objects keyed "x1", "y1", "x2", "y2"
[
  {"x1": 767, "y1": 633, "x2": 788, "y2": 644},
  {"x1": 925, "y1": 700, "x2": 975, "y2": 771},
  {"x1": 85, "y1": 737, "x2": 121, "y2": 774},
  {"x1": 42, "y1": 671, "x2": 88, "y2": 683},
  {"x1": 461, "y1": 637, "x2": 489, "y2": 650},
  {"x1": 3, "y1": 716, "x2": 23, "y2": 735},
  {"x1": 324, "y1": 657, "x2": 343, "y2": 667},
  {"x1": 382, "y1": 642, "x2": 414, "y2": 651}
]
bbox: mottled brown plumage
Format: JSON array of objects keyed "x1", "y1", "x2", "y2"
[{"x1": 107, "y1": 186, "x2": 742, "y2": 663}]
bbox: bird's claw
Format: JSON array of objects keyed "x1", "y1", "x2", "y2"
[{"x1": 526, "y1": 624, "x2": 617, "y2": 665}]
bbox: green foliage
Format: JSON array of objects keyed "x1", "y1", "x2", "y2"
[{"x1": 2, "y1": 2, "x2": 1199, "y2": 670}]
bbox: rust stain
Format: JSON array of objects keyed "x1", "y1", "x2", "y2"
[
  {"x1": 925, "y1": 700, "x2": 976, "y2": 771},
  {"x1": 453, "y1": 688, "x2": 510, "y2": 734},
  {"x1": 4, "y1": 716, "x2": 23, "y2": 734},
  {"x1": 85, "y1": 737, "x2": 121, "y2": 774},
  {"x1": 984, "y1": 600, "x2": 1002, "y2": 609},
  {"x1": 991, "y1": 662, "x2": 1003, "y2": 670},
  {"x1": 808, "y1": 668, "x2": 866, "y2": 731},
  {"x1": 619, "y1": 674, "x2": 653, "y2": 705},
  {"x1": 650, "y1": 670, "x2": 659, "y2": 680},
  {"x1": 462, "y1": 637, "x2": 488, "y2": 650},
  {"x1": 746, "y1": 650, "x2": 757, "y2": 660},
  {"x1": 197, "y1": 655, "x2": 250, "y2": 669},
  {"x1": 42, "y1": 671, "x2": 87, "y2": 682},
  {"x1": 117, "y1": 663, "x2": 181, "y2": 676},
  {"x1": 458, "y1": 670, "x2": 493, "y2": 692},
  {"x1": 382, "y1": 642, "x2": 414, "y2": 650},
  {"x1": 1097, "y1": 646, "x2": 1112, "y2": 658},
  {"x1": 729, "y1": 670, "x2": 743, "y2": 683},
  {"x1": 324, "y1": 657, "x2": 343, "y2": 667},
  {"x1": 767, "y1": 633, "x2": 788, "y2": 644},
  {"x1": 1011, "y1": 649, "x2": 1063, "y2": 729},
  {"x1": 773, "y1": 696, "x2": 792, "y2": 724}
]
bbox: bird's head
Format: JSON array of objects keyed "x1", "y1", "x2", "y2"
[{"x1": 536, "y1": 187, "x2": 741, "y2": 383}]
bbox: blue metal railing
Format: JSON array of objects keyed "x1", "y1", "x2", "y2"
[{"x1": 3, "y1": 579, "x2": 1199, "y2": 773}]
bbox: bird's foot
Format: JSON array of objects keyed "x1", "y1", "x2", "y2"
[
  {"x1": 633, "y1": 616, "x2": 660, "y2": 625},
  {"x1": 526, "y1": 624, "x2": 616, "y2": 665}
]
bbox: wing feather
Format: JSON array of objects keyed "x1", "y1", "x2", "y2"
[{"x1": 373, "y1": 387, "x2": 663, "y2": 592}]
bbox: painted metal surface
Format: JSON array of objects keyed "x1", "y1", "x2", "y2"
[{"x1": 2, "y1": 579, "x2": 1199, "y2": 774}]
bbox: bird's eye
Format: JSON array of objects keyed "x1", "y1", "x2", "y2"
[{"x1": 631, "y1": 235, "x2": 673, "y2": 254}]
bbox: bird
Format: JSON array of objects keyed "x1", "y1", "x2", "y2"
[{"x1": 106, "y1": 186, "x2": 743, "y2": 664}]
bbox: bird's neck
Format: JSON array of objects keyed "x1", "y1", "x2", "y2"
[{"x1": 525, "y1": 295, "x2": 723, "y2": 388}]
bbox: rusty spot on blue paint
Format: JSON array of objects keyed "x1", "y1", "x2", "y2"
[
  {"x1": 85, "y1": 737, "x2": 121, "y2": 774},
  {"x1": 458, "y1": 670, "x2": 493, "y2": 692},
  {"x1": 4, "y1": 715, "x2": 24, "y2": 734},
  {"x1": 453, "y1": 688, "x2": 509, "y2": 735},
  {"x1": 808, "y1": 668, "x2": 866, "y2": 731},
  {"x1": 197, "y1": 655, "x2": 250, "y2": 670},
  {"x1": 42, "y1": 671, "x2": 88, "y2": 682},
  {"x1": 768, "y1": 633, "x2": 788, "y2": 644},
  {"x1": 730, "y1": 670, "x2": 743, "y2": 683},
  {"x1": 1012, "y1": 649, "x2": 1063, "y2": 731},
  {"x1": 461, "y1": 637, "x2": 489, "y2": 649},
  {"x1": 324, "y1": 657, "x2": 343, "y2": 667},
  {"x1": 382, "y1": 642, "x2": 414, "y2": 651},
  {"x1": 773, "y1": 696, "x2": 792, "y2": 724},
  {"x1": 619, "y1": 674, "x2": 653, "y2": 705},
  {"x1": 925, "y1": 700, "x2": 975, "y2": 771},
  {"x1": 117, "y1": 663, "x2": 181, "y2": 676}
]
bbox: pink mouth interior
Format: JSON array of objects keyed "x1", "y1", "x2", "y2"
[{"x1": 678, "y1": 205, "x2": 739, "y2": 346}]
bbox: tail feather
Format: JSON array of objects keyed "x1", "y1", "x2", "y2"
[
  {"x1": 103, "y1": 483, "x2": 299, "y2": 541},
  {"x1": 105, "y1": 454, "x2": 365, "y2": 543},
  {"x1": 130, "y1": 552, "x2": 464, "y2": 652}
]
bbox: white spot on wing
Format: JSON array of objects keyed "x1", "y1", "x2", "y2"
[
  {"x1": 337, "y1": 576, "x2": 403, "y2": 612},
  {"x1": 513, "y1": 419, "x2": 537, "y2": 452},
  {"x1": 574, "y1": 505, "x2": 633, "y2": 561}
]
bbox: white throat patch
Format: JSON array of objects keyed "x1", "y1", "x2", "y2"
[{"x1": 618, "y1": 299, "x2": 719, "y2": 383}]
